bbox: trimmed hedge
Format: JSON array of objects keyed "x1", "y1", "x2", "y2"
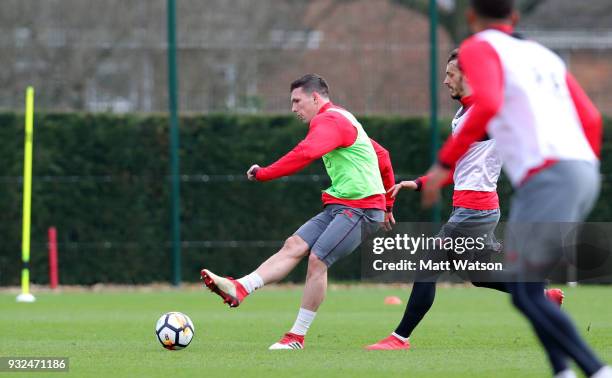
[{"x1": 0, "y1": 113, "x2": 610, "y2": 285}]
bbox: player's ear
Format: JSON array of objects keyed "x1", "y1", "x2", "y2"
[
  {"x1": 462, "y1": 75, "x2": 472, "y2": 97},
  {"x1": 465, "y1": 8, "x2": 477, "y2": 28},
  {"x1": 510, "y1": 10, "x2": 520, "y2": 27}
]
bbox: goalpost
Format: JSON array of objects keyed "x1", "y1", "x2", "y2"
[{"x1": 17, "y1": 86, "x2": 36, "y2": 303}]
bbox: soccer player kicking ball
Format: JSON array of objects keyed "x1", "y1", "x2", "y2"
[
  {"x1": 422, "y1": 1, "x2": 611, "y2": 377},
  {"x1": 366, "y1": 48, "x2": 563, "y2": 351},
  {"x1": 200, "y1": 74, "x2": 397, "y2": 350}
]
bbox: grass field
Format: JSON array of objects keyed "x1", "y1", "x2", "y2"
[{"x1": 1, "y1": 284, "x2": 611, "y2": 377}]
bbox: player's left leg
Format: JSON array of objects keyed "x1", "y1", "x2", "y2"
[
  {"x1": 201, "y1": 209, "x2": 334, "y2": 307},
  {"x1": 269, "y1": 205, "x2": 383, "y2": 350},
  {"x1": 470, "y1": 280, "x2": 507, "y2": 291},
  {"x1": 467, "y1": 251, "x2": 510, "y2": 293},
  {"x1": 269, "y1": 253, "x2": 327, "y2": 350},
  {"x1": 301, "y1": 253, "x2": 328, "y2": 311},
  {"x1": 470, "y1": 280, "x2": 564, "y2": 306},
  {"x1": 467, "y1": 245, "x2": 565, "y2": 305}
]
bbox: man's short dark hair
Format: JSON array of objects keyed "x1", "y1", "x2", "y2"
[
  {"x1": 447, "y1": 48, "x2": 459, "y2": 63},
  {"x1": 290, "y1": 74, "x2": 330, "y2": 97},
  {"x1": 470, "y1": 0, "x2": 514, "y2": 19}
]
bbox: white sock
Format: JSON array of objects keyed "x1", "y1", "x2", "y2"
[
  {"x1": 237, "y1": 272, "x2": 264, "y2": 294},
  {"x1": 391, "y1": 332, "x2": 408, "y2": 343},
  {"x1": 554, "y1": 369, "x2": 577, "y2": 378},
  {"x1": 289, "y1": 308, "x2": 317, "y2": 336},
  {"x1": 592, "y1": 366, "x2": 612, "y2": 378}
]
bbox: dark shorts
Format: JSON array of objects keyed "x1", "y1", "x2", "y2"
[
  {"x1": 295, "y1": 204, "x2": 385, "y2": 267},
  {"x1": 505, "y1": 160, "x2": 600, "y2": 277},
  {"x1": 417, "y1": 207, "x2": 501, "y2": 282},
  {"x1": 439, "y1": 207, "x2": 500, "y2": 249}
]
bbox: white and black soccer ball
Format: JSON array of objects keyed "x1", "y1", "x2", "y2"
[{"x1": 155, "y1": 312, "x2": 195, "y2": 350}]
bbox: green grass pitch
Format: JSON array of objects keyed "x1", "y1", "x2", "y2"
[{"x1": 1, "y1": 285, "x2": 610, "y2": 377}]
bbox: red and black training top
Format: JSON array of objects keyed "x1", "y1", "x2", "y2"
[{"x1": 255, "y1": 102, "x2": 396, "y2": 211}]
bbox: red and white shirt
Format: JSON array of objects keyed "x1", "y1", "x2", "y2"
[
  {"x1": 417, "y1": 96, "x2": 502, "y2": 210},
  {"x1": 438, "y1": 25, "x2": 602, "y2": 187}
]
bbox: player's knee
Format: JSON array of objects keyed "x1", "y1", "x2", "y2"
[
  {"x1": 307, "y1": 253, "x2": 327, "y2": 275},
  {"x1": 282, "y1": 235, "x2": 309, "y2": 258}
]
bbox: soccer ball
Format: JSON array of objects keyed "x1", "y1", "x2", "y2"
[{"x1": 155, "y1": 312, "x2": 195, "y2": 350}]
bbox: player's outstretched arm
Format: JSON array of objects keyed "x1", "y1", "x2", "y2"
[
  {"x1": 388, "y1": 180, "x2": 418, "y2": 198},
  {"x1": 391, "y1": 169, "x2": 453, "y2": 203},
  {"x1": 252, "y1": 113, "x2": 350, "y2": 182},
  {"x1": 421, "y1": 164, "x2": 451, "y2": 208}
]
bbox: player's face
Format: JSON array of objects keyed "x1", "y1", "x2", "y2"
[
  {"x1": 291, "y1": 87, "x2": 318, "y2": 123},
  {"x1": 444, "y1": 61, "x2": 465, "y2": 100}
]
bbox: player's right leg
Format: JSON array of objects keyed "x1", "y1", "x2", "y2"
[
  {"x1": 201, "y1": 235, "x2": 310, "y2": 307},
  {"x1": 365, "y1": 262, "x2": 442, "y2": 351},
  {"x1": 366, "y1": 210, "x2": 460, "y2": 351},
  {"x1": 506, "y1": 161, "x2": 610, "y2": 377},
  {"x1": 201, "y1": 209, "x2": 331, "y2": 307},
  {"x1": 365, "y1": 281, "x2": 435, "y2": 350},
  {"x1": 509, "y1": 281, "x2": 606, "y2": 376}
]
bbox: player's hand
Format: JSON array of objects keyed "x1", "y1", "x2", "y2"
[
  {"x1": 388, "y1": 181, "x2": 418, "y2": 198},
  {"x1": 382, "y1": 210, "x2": 395, "y2": 231},
  {"x1": 247, "y1": 164, "x2": 260, "y2": 181},
  {"x1": 422, "y1": 164, "x2": 450, "y2": 208}
]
